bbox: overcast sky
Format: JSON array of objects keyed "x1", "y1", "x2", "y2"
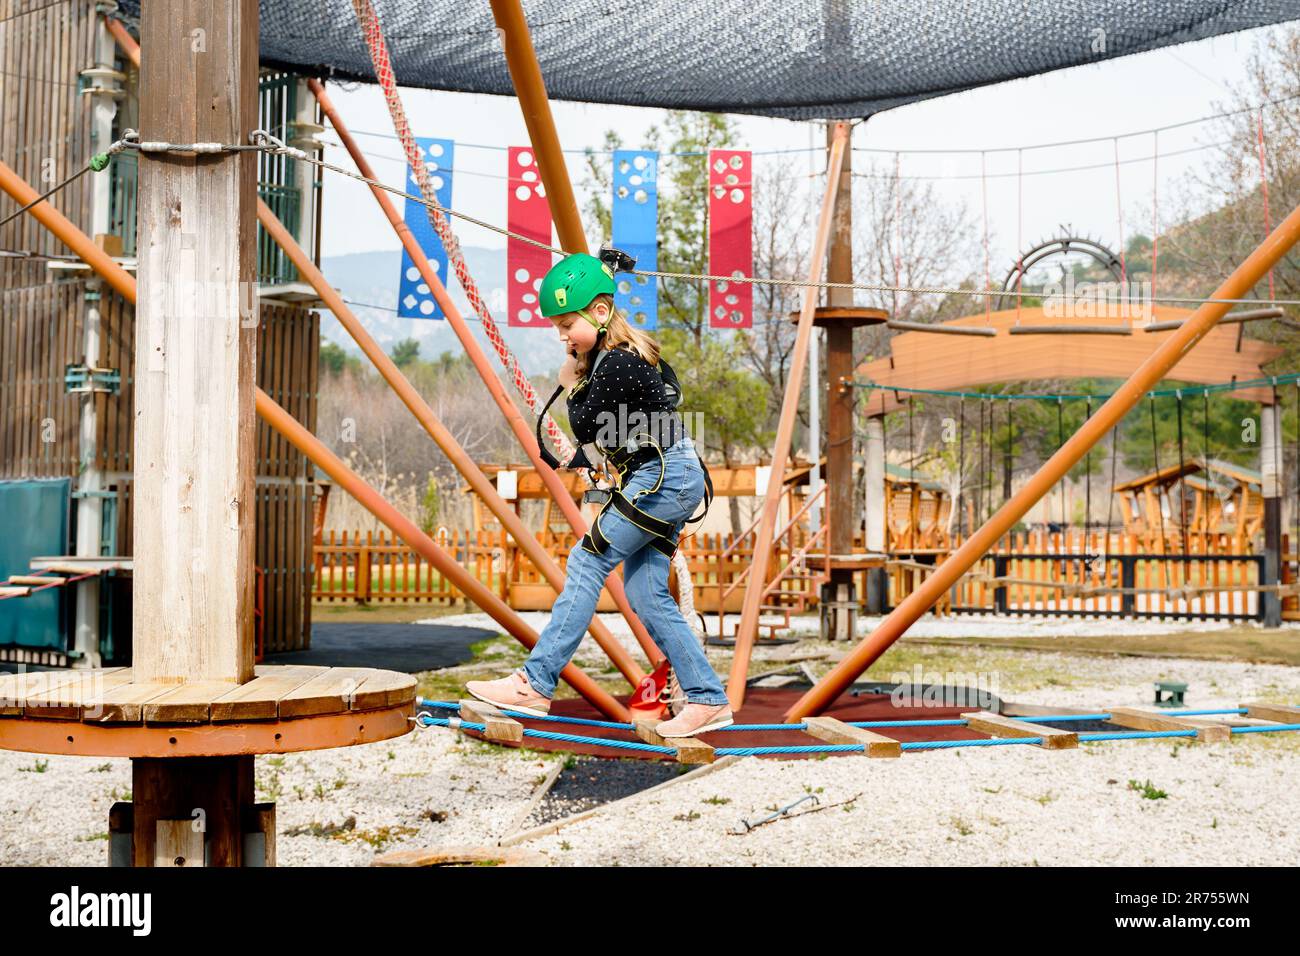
[{"x1": 318, "y1": 23, "x2": 1284, "y2": 285}]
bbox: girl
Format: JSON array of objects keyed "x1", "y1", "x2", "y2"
[{"x1": 466, "y1": 252, "x2": 733, "y2": 737}]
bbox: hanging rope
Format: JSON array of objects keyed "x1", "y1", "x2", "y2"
[
  {"x1": 957, "y1": 398, "x2": 966, "y2": 540},
  {"x1": 1083, "y1": 397, "x2": 1093, "y2": 543},
  {"x1": 1256, "y1": 106, "x2": 1276, "y2": 302},
  {"x1": 1151, "y1": 129, "x2": 1159, "y2": 308},
  {"x1": 1056, "y1": 398, "x2": 1066, "y2": 530},
  {"x1": 980, "y1": 150, "x2": 991, "y2": 323},
  {"x1": 1113, "y1": 137, "x2": 1127, "y2": 286},
  {"x1": 1175, "y1": 391, "x2": 1188, "y2": 554},
  {"x1": 1149, "y1": 395, "x2": 1170, "y2": 564},
  {"x1": 892, "y1": 151, "x2": 902, "y2": 318},
  {"x1": 347, "y1": 0, "x2": 574, "y2": 463},
  {"x1": 1105, "y1": 423, "x2": 1120, "y2": 568},
  {"x1": 1004, "y1": 399, "x2": 1014, "y2": 506},
  {"x1": 1015, "y1": 148, "x2": 1023, "y2": 327}
]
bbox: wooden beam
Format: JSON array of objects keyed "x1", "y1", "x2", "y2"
[
  {"x1": 961, "y1": 711, "x2": 1078, "y2": 749},
  {"x1": 633, "y1": 717, "x2": 716, "y2": 764},
  {"x1": 1106, "y1": 706, "x2": 1231, "y2": 743},
  {"x1": 802, "y1": 716, "x2": 901, "y2": 757},
  {"x1": 459, "y1": 699, "x2": 524, "y2": 742},
  {"x1": 132, "y1": 0, "x2": 259, "y2": 683},
  {"x1": 1241, "y1": 702, "x2": 1300, "y2": 724}
]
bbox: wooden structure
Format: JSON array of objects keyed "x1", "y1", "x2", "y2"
[
  {"x1": 0, "y1": 1, "x2": 413, "y2": 867},
  {"x1": 0, "y1": 0, "x2": 322, "y2": 662},
  {"x1": 855, "y1": 308, "x2": 1283, "y2": 416},
  {"x1": 885, "y1": 463, "x2": 951, "y2": 551},
  {"x1": 1114, "y1": 459, "x2": 1264, "y2": 548}
]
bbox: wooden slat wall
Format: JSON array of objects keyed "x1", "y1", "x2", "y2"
[{"x1": 0, "y1": 0, "x2": 97, "y2": 294}]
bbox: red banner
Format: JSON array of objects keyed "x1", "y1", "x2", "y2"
[
  {"x1": 708, "y1": 149, "x2": 753, "y2": 329},
  {"x1": 507, "y1": 146, "x2": 553, "y2": 328}
]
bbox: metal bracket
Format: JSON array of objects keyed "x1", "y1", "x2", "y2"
[{"x1": 64, "y1": 364, "x2": 121, "y2": 395}]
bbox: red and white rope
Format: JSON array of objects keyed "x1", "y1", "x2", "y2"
[{"x1": 349, "y1": 0, "x2": 575, "y2": 462}]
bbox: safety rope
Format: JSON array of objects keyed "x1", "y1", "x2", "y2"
[{"x1": 848, "y1": 373, "x2": 1300, "y2": 402}]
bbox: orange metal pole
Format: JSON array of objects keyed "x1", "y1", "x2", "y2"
[
  {"x1": 0, "y1": 156, "x2": 628, "y2": 721},
  {"x1": 257, "y1": 199, "x2": 645, "y2": 687},
  {"x1": 723, "y1": 122, "x2": 849, "y2": 710},
  {"x1": 305, "y1": 79, "x2": 664, "y2": 671},
  {"x1": 785, "y1": 195, "x2": 1300, "y2": 721},
  {"x1": 488, "y1": 0, "x2": 588, "y2": 254}
]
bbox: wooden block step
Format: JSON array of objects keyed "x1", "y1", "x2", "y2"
[
  {"x1": 0, "y1": 586, "x2": 31, "y2": 598},
  {"x1": 1241, "y1": 702, "x2": 1300, "y2": 724},
  {"x1": 632, "y1": 717, "x2": 715, "y2": 764},
  {"x1": 35, "y1": 562, "x2": 108, "y2": 575},
  {"x1": 802, "y1": 716, "x2": 900, "y2": 757},
  {"x1": 1106, "y1": 706, "x2": 1231, "y2": 743},
  {"x1": 961, "y1": 711, "x2": 1077, "y2": 750},
  {"x1": 459, "y1": 699, "x2": 524, "y2": 742}
]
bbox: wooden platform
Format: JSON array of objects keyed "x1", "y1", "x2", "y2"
[{"x1": 0, "y1": 665, "x2": 415, "y2": 758}]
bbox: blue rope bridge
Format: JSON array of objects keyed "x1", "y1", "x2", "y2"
[{"x1": 413, "y1": 698, "x2": 1300, "y2": 758}]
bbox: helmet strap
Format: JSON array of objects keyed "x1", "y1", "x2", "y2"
[{"x1": 577, "y1": 305, "x2": 610, "y2": 333}]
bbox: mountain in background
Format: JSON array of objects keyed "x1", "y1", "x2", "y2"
[{"x1": 315, "y1": 247, "x2": 565, "y2": 376}]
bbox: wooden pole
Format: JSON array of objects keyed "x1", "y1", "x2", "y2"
[
  {"x1": 725, "y1": 123, "x2": 849, "y2": 709},
  {"x1": 133, "y1": 1, "x2": 258, "y2": 684},
  {"x1": 488, "y1": 0, "x2": 587, "y2": 254},
  {"x1": 785, "y1": 193, "x2": 1300, "y2": 720}
]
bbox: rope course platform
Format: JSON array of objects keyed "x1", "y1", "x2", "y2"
[{"x1": 414, "y1": 694, "x2": 1300, "y2": 764}]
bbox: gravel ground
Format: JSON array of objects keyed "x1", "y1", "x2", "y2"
[{"x1": 2, "y1": 614, "x2": 1297, "y2": 867}]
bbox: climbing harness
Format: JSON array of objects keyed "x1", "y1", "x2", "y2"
[{"x1": 532, "y1": 248, "x2": 715, "y2": 561}]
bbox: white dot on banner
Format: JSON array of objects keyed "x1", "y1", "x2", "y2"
[
  {"x1": 630, "y1": 295, "x2": 642, "y2": 306},
  {"x1": 406, "y1": 266, "x2": 420, "y2": 281},
  {"x1": 712, "y1": 186, "x2": 725, "y2": 199},
  {"x1": 633, "y1": 155, "x2": 648, "y2": 171},
  {"x1": 730, "y1": 310, "x2": 744, "y2": 323},
  {"x1": 418, "y1": 284, "x2": 430, "y2": 294},
  {"x1": 515, "y1": 185, "x2": 531, "y2": 201},
  {"x1": 730, "y1": 188, "x2": 744, "y2": 203},
  {"x1": 430, "y1": 260, "x2": 440, "y2": 272},
  {"x1": 634, "y1": 189, "x2": 648, "y2": 204},
  {"x1": 523, "y1": 293, "x2": 536, "y2": 304},
  {"x1": 725, "y1": 294, "x2": 737, "y2": 305},
  {"x1": 629, "y1": 175, "x2": 642, "y2": 187},
  {"x1": 636, "y1": 275, "x2": 647, "y2": 286},
  {"x1": 617, "y1": 186, "x2": 629, "y2": 200},
  {"x1": 515, "y1": 268, "x2": 530, "y2": 283},
  {"x1": 420, "y1": 300, "x2": 434, "y2": 315},
  {"x1": 731, "y1": 270, "x2": 744, "y2": 279},
  {"x1": 522, "y1": 170, "x2": 538, "y2": 182},
  {"x1": 517, "y1": 308, "x2": 532, "y2": 322},
  {"x1": 430, "y1": 143, "x2": 445, "y2": 158},
  {"x1": 618, "y1": 160, "x2": 631, "y2": 175},
  {"x1": 713, "y1": 159, "x2": 726, "y2": 174},
  {"x1": 725, "y1": 173, "x2": 738, "y2": 185},
  {"x1": 729, "y1": 154, "x2": 744, "y2": 169},
  {"x1": 518, "y1": 150, "x2": 534, "y2": 167},
  {"x1": 714, "y1": 305, "x2": 726, "y2": 318},
  {"x1": 715, "y1": 281, "x2": 728, "y2": 292},
  {"x1": 403, "y1": 294, "x2": 417, "y2": 309},
  {"x1": 533, "y1": 278, "x2": 541, "y2": 291},
  {"x1": 536, "y1": 183, "x2": 546, "y2": 198},
  {"x1": 428, "y1": 161, "x2": 439, "y2": 173},
  {"x1": 618, "y1": 280, "x2": 632, "y2": 294}
]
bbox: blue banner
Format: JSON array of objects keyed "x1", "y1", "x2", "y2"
[
  {"x1": 611, "y1": 149, "x2": 658, "y2": 330},
  {"x1": 397, "y1": 137, "x2": 454, "y2": 319}
]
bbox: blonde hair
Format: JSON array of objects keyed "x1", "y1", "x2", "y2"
[{"x1": 574, "y1": 294, "x2": 661, "y2": 378}]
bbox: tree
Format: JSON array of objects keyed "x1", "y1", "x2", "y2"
[
  {"x1": 319, "y1": 340, "x2": 362, "y2": 377},
  {"x1": 390, "y1": 337, "x2": 420, "y2": 368}
]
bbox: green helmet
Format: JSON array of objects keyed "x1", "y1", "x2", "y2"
[{"x1": 539, "y1": 253, "x2": 616, "y2": 321}]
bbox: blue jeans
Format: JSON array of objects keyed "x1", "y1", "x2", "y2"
[{"x1": 523, "y1": 436, "x2": 729, "y2": 706}]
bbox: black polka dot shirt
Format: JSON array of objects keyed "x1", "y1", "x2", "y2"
[{"x1": 566, "y1": 345, "x2": 682, "y2": 459}]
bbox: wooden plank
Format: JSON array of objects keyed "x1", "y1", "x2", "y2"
[
  {"x1": 459, "y1": 699, "x2": 524, "y2": 743},
  {"x1": 23, "y1": 667, "x2": 135, "y2": 719},
  {"x1": 1106, "y1": 706, "x2": 1231, "y2": 743},
  {"x1": 93, "y1": 680, "x2": 186, "y2": 724},
  {"x1": 632, "y1": 716, "x2": 715, "y2": 763},
  {"x1": 276, "y1": 666, "x2": 377, "y2": 718},
  {"x1": 351, "y1": 669, "x2": 416, "y2": 710},
  {"x1": 208, "y1": 664, "x2": 328, "y2": 722},
  {"x1": 803, "y1": 715, "x2": 901, "y2": 757},
  {"x1": 1241, "y1": 702, "x2": 1300, "y2": 724},
  {"x1": 961, "y1": 711, "x2": 1077, "y2": 749},
  {"x1": 0, "y1": 667, "x2": 116, "y2": 716},
  {"x1": 143, "y1": 681, "x2": 244, "y2": 724}
]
